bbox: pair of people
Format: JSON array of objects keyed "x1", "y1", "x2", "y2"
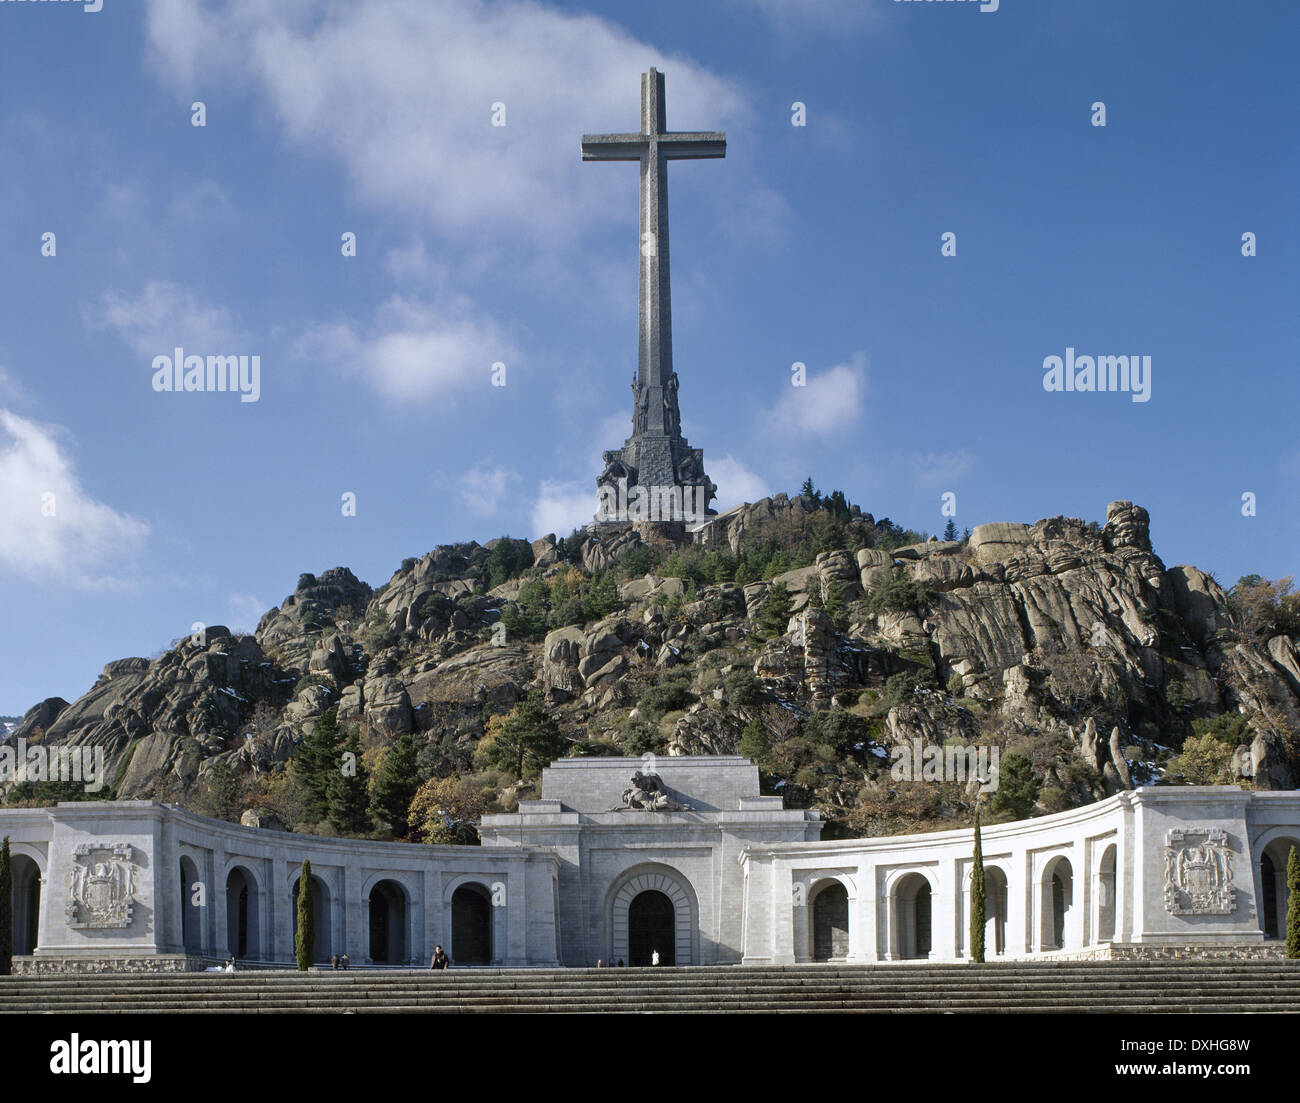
[{"x1": 329, "y1": 952, "x2": 351, "y2": 970}]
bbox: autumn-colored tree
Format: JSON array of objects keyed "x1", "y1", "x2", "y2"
[
  {"x1": 408, "y1": 776, "x2": 488, "y2": 844},
  {"x1": 1164, "y1": 734, "x2": 1233, "y2": 786},
  {"x1": 1229, "y1": 575, "x2": 1300, "y2": 640}
]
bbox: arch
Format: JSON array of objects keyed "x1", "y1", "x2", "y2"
[
  {"x1": 179, "y1": 855, "x2": 203, "y2": 954},
  {"x1": 810, "y1": 879, "x2": 850, "y2": 962},
  {"x1": 291, "y1": 873, "x2": 333, "y2": 964},
  {"x1": 1040, "y1": 855, "x2": 1074, "y2": 951},
  {"x1": 1257, "y1": 835, "x2": 1300, "y2": 940},
  {"x1": 369, "y1": 879, "x2": 409, "y2": 965},
  {"x1": 451, "y1": 882, "x2": 493, "y2": 965},
  {"x1": 975, "y1": 864, "x2": 1009, "y2": 957},
  {"x1": 225, "y1": 866, "x2": 260, "y2": 960},
  {"x1": 10, "y1": 854, "x2": 42, "y2": 956},
  {"x1": 608, "y1": 866, "x2": 697, "y2": 967},
  {"x1": 628, "y1": 890, "x2": 675, "y2": 966},
  {"x1": 1097, "y1": 844, "x2": 1117, "y2": 943},
  {"x1": 890, "y1": 871, "x2": 934, "y2": 960}
]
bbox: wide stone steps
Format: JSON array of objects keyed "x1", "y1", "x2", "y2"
[{"x1": 4, "y1": 963, "x2": 1298, "y2": 1013}]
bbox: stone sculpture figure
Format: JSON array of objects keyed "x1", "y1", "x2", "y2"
[{"x1": 619, "y1": 771, "x2": 690, "y2": 812}]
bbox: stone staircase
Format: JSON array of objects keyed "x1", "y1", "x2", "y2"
[{"x1": 3, "y1": 960, "x2": 1299, "y2": 1013}]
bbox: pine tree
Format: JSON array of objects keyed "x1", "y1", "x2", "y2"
[
  {"x1": 474, "y1": 694, "x2": 569, "y2": 778},
  {"x1": 756, "y1": 582, "x2": 793, "y2": 636},
  {"x1": 1287, "y1": 846, "x2": 1300, "y2": 960},
  {"x1": 970, "y1": 810, "x2": 986, "y2": 963},
  {"x1": 293, "y1": 708, "x2": 342, "y2": 825},
  {"x1": 943, "y1": 518, "x2": 958, "y2": 542},
  {"x1": 989, "y1": 752, "x2": 1039, "y2": 820},
  {"x1": 295, "y1": 859, "x2": 314, "y2": 971},
  {"x1": 372, "y1": 733, "x2": 419, "y2": 837},
  {"x1": 327, "y1": 731, "x2": 371, "y2": 835},
  {"x1": 0, "y1": 836, "x2": 12, "y2": 976}
]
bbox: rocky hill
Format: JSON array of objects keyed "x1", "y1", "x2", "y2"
[{"x1": 5, "y1": 495, "x2": 1297, "y2": 837}]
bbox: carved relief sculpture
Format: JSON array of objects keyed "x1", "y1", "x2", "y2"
[
  {"x1": 67, "y1": 842, "x2": 138, "y2": 928},
  {"x1": 1163, "y1": 827, "x2": 1235, "y2": 915}
]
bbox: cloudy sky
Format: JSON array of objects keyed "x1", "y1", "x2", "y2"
[{"x1": 1, "y1": 0, "x2": 1296, "y2": 714}]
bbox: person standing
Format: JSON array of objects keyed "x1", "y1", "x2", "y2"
[{"x1": 651, "y1": 950, "x2": 660, "y2": 966}]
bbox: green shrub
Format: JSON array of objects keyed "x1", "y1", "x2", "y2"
[
  {"x1": 724, "y1": 669, "x2": 763, "y2": 707},
  {"x1": 862, "y1": 568, "x2": 931, "y2": 616},
  {"x1": 637, "y1": 676, "x2": 697, "y2": 718}
]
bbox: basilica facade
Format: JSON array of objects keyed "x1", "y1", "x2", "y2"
[{"x1": 2, "y1": 755, "x2": 1298, "y2": 972}]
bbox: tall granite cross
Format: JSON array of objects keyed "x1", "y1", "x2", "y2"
[{"x1": 584, "y1": 68, "x2": 722, "y2": 525}]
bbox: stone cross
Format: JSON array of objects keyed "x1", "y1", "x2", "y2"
[
  {"x1": 582, "y1": 68, "x2": 725, "y2": 434},
  {"x1": 584, "y1": 69, "x2": 723, "y2": 524}
]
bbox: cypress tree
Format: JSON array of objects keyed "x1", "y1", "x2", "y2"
[
  {"x1": 970, "y1": 810, "x2": 986, "y2": 964},
  {"x1": 1287, "y1": 846, "x2": 1300, "y2": 960},
  {"x1": 295, "y1": 859, "x2": 314, "y2": 971},
  {"x1": 0, "y1": 836, "x2": 12, "y2": 976}
]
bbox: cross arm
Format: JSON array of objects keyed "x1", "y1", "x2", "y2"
[
  {"x1": 582, "y1": 133, "x2": 648, "y2": 161},
  {"x1": 660, "y1": 133, "x2": 726, "y2": 160}
]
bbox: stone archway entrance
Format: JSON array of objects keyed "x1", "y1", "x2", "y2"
[
  {"x1": 180, "y1": 856, "x2": 203, "y2": 954},
  {"x1": 10, "y1": 855, "x2": 41, "y2": 955},
  {"x1": 225, "y1": 867, "x2": 259, "y2": 959},
  {"x1": 628, "y1": 890, "x2": 675, "y2": 966},
  {"x1": 892, "y1": 873, "x2": 932, "y2": 959},
  {"x1": 451, "y1": 883, "x2": 492, "y2": 965},
  {"x1": 610, "y1": 868, "x2": 695, "y2": 967},
  {"x1": 369, "y1": 880, "x2": 408, "y2": 964},
  {"x1": 811, "y1": 881, "x2": 849, "y2": 961}
]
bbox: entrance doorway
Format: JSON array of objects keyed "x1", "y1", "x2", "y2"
[{"x1": 628, "y1": 890, "x2": 675, "y2": 966}]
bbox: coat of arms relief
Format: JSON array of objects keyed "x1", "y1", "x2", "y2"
[
  {"x1": 1163, "y1": 827, "x2": 1235, "y2": 915},
  {"x1": 66, "y1": 842, "x2": 138, "y2": 928}
]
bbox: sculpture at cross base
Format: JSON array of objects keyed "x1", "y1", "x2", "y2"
[{"x1": 583, "y1": 68, "x2": 721, "y2": 529}]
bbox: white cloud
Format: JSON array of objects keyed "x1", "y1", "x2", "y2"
[
  {"x1": 769, "y1": 351, "x2": 867, "y2": 435},
  {"x1": 142, "y1": 0, "x2": 749, "y2": 249},
  {"x1": 90, "y1": 281, "x2": 243, "y2": 358},
  {"x1": 909, "y1": 449, "x2": 976, "y2": 486},
  {"x1": 298, "y1": 295, "x2": 515, "y2": 403},
  {"x1": 710, "y1": 455, "x2": 771, "y2": 511},
  {"x1": 532, "y1": 479, "x2": 597, "y2": 539},
  {"x1": 0, "y1": 410, "x2": 149, "y2": 588},
  {"x1": 447, "y1": 462, "x2": 520, "y2": 518},
  {"x1": 227, "y1": 592, "x2": 268, "y2": 633}
]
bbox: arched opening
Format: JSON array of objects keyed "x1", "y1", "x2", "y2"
[
  {"x1": 982, "y1": 866, "x2": 1008, "y2": 957},
  {"x1": 609, "y1": 867, "x2": 695, "y2": 967},
  {"x1": 451, "y1": 883, "x2": 492, "y2": 965},
  {"x1": 893, "y1": 873, "x2": 933, "y2": 960},
  {"x1": 1041, "y1": 856, "x2": 1074, "y2": 951},
  {"x1": 810, "y1": 881, "x2": 849, "y2": 961},
  {"x1": 291, "y1": 874, "x2": 333, "y2": 964},
  {"x1": 368, "y1": 880, "x2": 408, "y2": 965},
  {"x1": 10, "y1": 856, "x2": 41, "y2": 956},
  {"x1": 1097, "y1": 845, "x2": 1117, "y2": 943},
  {"x1": 628, "y1": 890, "x2": 675, "y2": 966},
  {"x1": 225, "y1": 867, "x2": 259, "y2": 960},
  {"x1": 1259, "y1": 837, "x2": 1300, "y2": 940},
  {"x1": 179, "y1": 856, "x2": 203, "y2": 954}
]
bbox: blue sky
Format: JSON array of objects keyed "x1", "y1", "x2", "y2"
[{"x1": 0, "y1": 0, "x2": 1296, "y2": 715}]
